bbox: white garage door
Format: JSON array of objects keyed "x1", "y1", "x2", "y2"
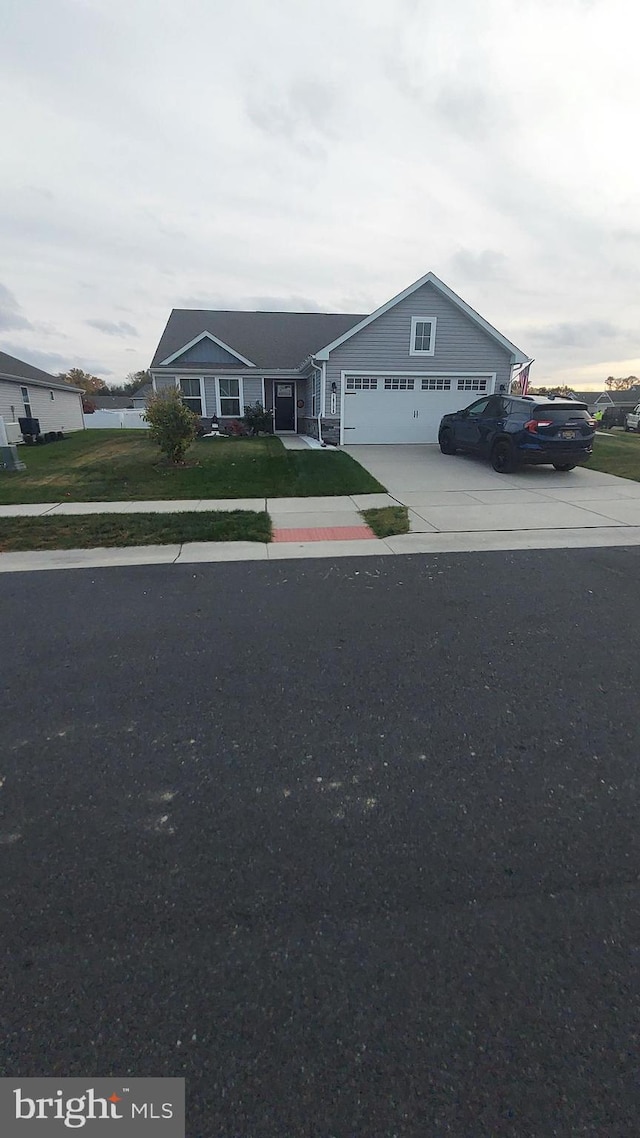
[{"x1": 342, "y1": 374, "x2": 495, "y2": 444}]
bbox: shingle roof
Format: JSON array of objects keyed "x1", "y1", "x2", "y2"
[
  {"x1": 0, "y1": 350, "x2": 83, "y2": 392},
  {"x1": 597, "y1": 388, "x2": 640, "y2": 405},
  {"x1": 150, "y1": 310, "x2": 366, "y2": 370},
  {"x1": 131, "y1": 382, "x2": 153, "y2": 400},
  {"x1": 91, "y1": 395, "x2": 134, "y2": 409},
  {"x1": 570, "y1": 391, "x2": 601, "y2": 403}
]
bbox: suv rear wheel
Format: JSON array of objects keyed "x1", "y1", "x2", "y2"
[
  {"x1": 553, "y1": 463, "x2": 576, "y2": 472},
  {"x1": 439, "y1": 429, "x2": 457, "y2": 455},
  {"x1": 491, "y1": 439, "x2": 517, "y2": 473}
]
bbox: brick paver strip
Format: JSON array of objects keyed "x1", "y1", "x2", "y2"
[{"x1": 272, "y1": 525, "x2": 377, "y2": 543}]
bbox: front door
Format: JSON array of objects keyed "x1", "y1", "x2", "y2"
[{"x1": 274, "y1": 382, "x2": 295, "y2": 432}]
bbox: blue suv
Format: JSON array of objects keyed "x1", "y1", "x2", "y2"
[{"x1": 438, "y1": 394, "x2": 596, "y2": 473}]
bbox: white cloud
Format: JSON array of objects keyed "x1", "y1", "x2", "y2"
[{"x1": 0, "y1": 0, "x2": 638, "y2": 387}]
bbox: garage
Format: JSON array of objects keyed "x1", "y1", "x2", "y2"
[{"x1": 341, "y1": 373, "x2": 496, "y2": 444}]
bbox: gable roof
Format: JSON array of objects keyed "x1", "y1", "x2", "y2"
[
  {"x1": 595, "y1": 387, "x2": 640, "y2": 405},
  {"x1": 150, "y1": 310, "x2": 366, "y2": 370},
  {"x1": 314, "y1": 271, "x2": 528, "y2": 363},
  {"x1": 0, "y1": 350, "x2": 83, "y2": 393},
  {"x1": 131, "y1": 382, "x2": 153, "y2": 400}
]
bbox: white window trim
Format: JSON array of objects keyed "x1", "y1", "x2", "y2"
[
  {"x1": 409, "y1": 316, "x2": 437, "y2": 357},
  {"x1": 339, "y1": 371, "x2": 496, "y2": 444},
  {"x1": 216, "y1": 375, "x2": 244, "y2": 418},
  {"x1": 175, "y1": 376, "x2": 205, "y2": 415}
]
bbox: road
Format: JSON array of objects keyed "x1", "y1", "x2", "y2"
[{"x1": 1, "y1": 550, "x2": 639, "y2": 1136}]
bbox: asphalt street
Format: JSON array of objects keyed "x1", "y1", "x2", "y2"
[{"x1": 1, "y1": 550, "x2": 639, "y2": 1137}]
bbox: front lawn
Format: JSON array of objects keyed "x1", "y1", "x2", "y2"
[
  {"x1": 0, "y1": 431, "x2": 384, "y2": 504},
  {"x1": 0, "y1": 510, "x2": 271, "y2": 552},
  {"x1": 587, "y1": 431, "x2": 640, "y2": 481}
]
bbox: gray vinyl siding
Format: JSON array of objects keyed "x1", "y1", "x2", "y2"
[
  {"x1": 170, "y1": 339, "x2": 243, "y2": 365},
  {"x1": 324, "y1": 281, "x2": 513, "y2": 416},
  {"x1": 0, "y1": 378, "x2": 84, "y2": 432},
  {"x1": 203, "y1": 377, "x2": 217, "y2": 414},
  {"x1": 243, "y1": 376, "x2": 263, "y2": 406}
]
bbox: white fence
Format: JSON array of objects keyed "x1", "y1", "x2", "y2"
[{"x1": 84, "y1": 409, "x2": 149, "y2": 430}]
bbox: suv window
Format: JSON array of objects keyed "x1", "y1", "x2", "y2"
[
  {"x1": 466, "y1": 397, "x2": 491, "y2": 415},
  {"x1": 480, "y1": 396, "x2": 504, "y2": 417}
]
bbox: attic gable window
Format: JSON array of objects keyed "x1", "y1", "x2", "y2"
[{"x1": 410, "y1": 316, "x2": 436, "y2": 356}]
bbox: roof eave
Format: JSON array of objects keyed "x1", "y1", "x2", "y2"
[{"x1": 0, "y1": 371, "x2": 84, "y2": 394}]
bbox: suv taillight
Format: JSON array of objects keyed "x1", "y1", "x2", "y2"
[{"x1": 525, "y1": 419, "x2": 552, "y2": 432}]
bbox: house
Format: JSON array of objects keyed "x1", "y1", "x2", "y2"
[
  {"x1": 149, "y1": 271, "x2": 528, "y2": 445},
  {"x1": 0, "y1": 351, "x2": 85, "y2": 438},
  {"x1": 89, "y1": 395, "x2": 134, "y2": 411},
  {"x1": 130, "y1": 382, "x2": 153, "y2": 408},
  {"x1": 593, "y1": 388, "x2": 640, "y2": 411},
  {"x1": 570, "y1": 391, "x2": 600, "y2": 411}
]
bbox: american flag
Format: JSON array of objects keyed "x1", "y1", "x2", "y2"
[{"x1": 512, "y1": 362, "x2": 531, "y2": 395}]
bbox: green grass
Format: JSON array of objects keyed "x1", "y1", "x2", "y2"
[
  {"x1": 586, "y1": 430, "x2": 640, "y2": 481},
  {"x1": 0, "y1": 510, "x2": 271, "y2": 552},
  {"x1": 0, "y1": 432, "x2": 385, "y2": 505},
  {"x1": 362, "y1": 505, "x2": 410, "y2": 537}
]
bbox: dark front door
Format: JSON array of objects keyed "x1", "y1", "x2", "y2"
[{"x1": 275, "y1": 382, "x2": 295, "y2": 432}]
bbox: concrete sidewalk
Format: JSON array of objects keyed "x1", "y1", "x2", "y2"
[
  {"x1": 2, "y1": 524, "x2": 640, "y2": 572},
  {"x1": 0, "y1": 493, "x2": 395, "y2": 518}
]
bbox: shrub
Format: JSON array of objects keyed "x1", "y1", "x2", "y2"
[
  {"x1": 226, "y1": 419, "x2": 249, "y2": 437},
  {"x1": 143, "y1": 388, "x2": 197, "y2": 464},
  {"x1": 243, "y1": 402, "x2": 273, "y2": 436}
]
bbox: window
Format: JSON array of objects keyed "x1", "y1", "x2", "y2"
[
  {"x1": 49, "y1": 390, "x2": 55, "y2": 401},
  {"x1": 346, "y1": 376, "x2": 378, "y2": 391},
  {"x1": 410, "y1": 316, "x2": 436, "y2": 356},
  {"x1": 21, "y1": 386, "x2": 32, "y2": 418},
  {"x1": 384, "y1": 377, "x2": 414, "y2": 390},
  {"x1": 218, "y1": 377, "x2": 241, "y2": 417},
  {"x1": 457, "y1": 378, "x2": 488, "y2": 392},
  {"x1": 421, "y1": 377, "x2": 451, "y2": 391},
  {"x1": 466, "y1": 397, "x2": 491, "y2": 415},
  {"x1": 178, "y1": 378, "x2": 202, "y2": 415}
]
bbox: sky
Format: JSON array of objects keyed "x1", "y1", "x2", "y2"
[{"x1": 1, "y1": 0, "x2": 639, "y2": 390}]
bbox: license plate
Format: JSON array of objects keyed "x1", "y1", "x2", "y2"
[{"x1": 560, "y1": 430, "x2": 577, "y2": 439}]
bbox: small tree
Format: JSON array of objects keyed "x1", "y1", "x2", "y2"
[
  {"x1": 144, "y1": 387, "x2": 197, "y2": 464},
  {"x1": 243, "y1": 402, "x2": 273, "y2": 436}
]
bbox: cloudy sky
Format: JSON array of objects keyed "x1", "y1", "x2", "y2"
[{"x1": 1, "y1": 0, "x2": 638, "y2": 389}]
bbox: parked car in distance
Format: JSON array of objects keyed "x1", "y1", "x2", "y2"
[
  {"x1": 438, "y1": 394, "x2": 596, "y2": 473},
  {"x1": 625, "y1": 404, "x2": 640, "y2": 432},
  {"x1": 599, "y1": 406, "x2": 628, "y2": 430}
]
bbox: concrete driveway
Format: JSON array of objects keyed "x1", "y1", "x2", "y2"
[{"x1": 345, "y1": 444, "x2": 640, "y2": 535}]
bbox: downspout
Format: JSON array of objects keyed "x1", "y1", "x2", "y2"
[{"x1": 310, "y1": 360, "x2": 326, "y2": 446}]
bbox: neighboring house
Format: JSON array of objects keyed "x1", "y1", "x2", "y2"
[
  {"x1": 150, "y1": 271, "x2": 529, "y2": 445},
  {"x1": 570, "y1": 391, "x2": 600, "y2": 411},
  {"x1": 593, "y1": 388, "x2": 640, "y2": 411},
  {"x1": 89, "y1": 395, "x2": 134, "y2": 410},
  {"x1": 0, "y1": 350, "x2": 84, "y2": 436},
  {"x1": 130, "y1": 382, "x2": 153, "y2": 408}
]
